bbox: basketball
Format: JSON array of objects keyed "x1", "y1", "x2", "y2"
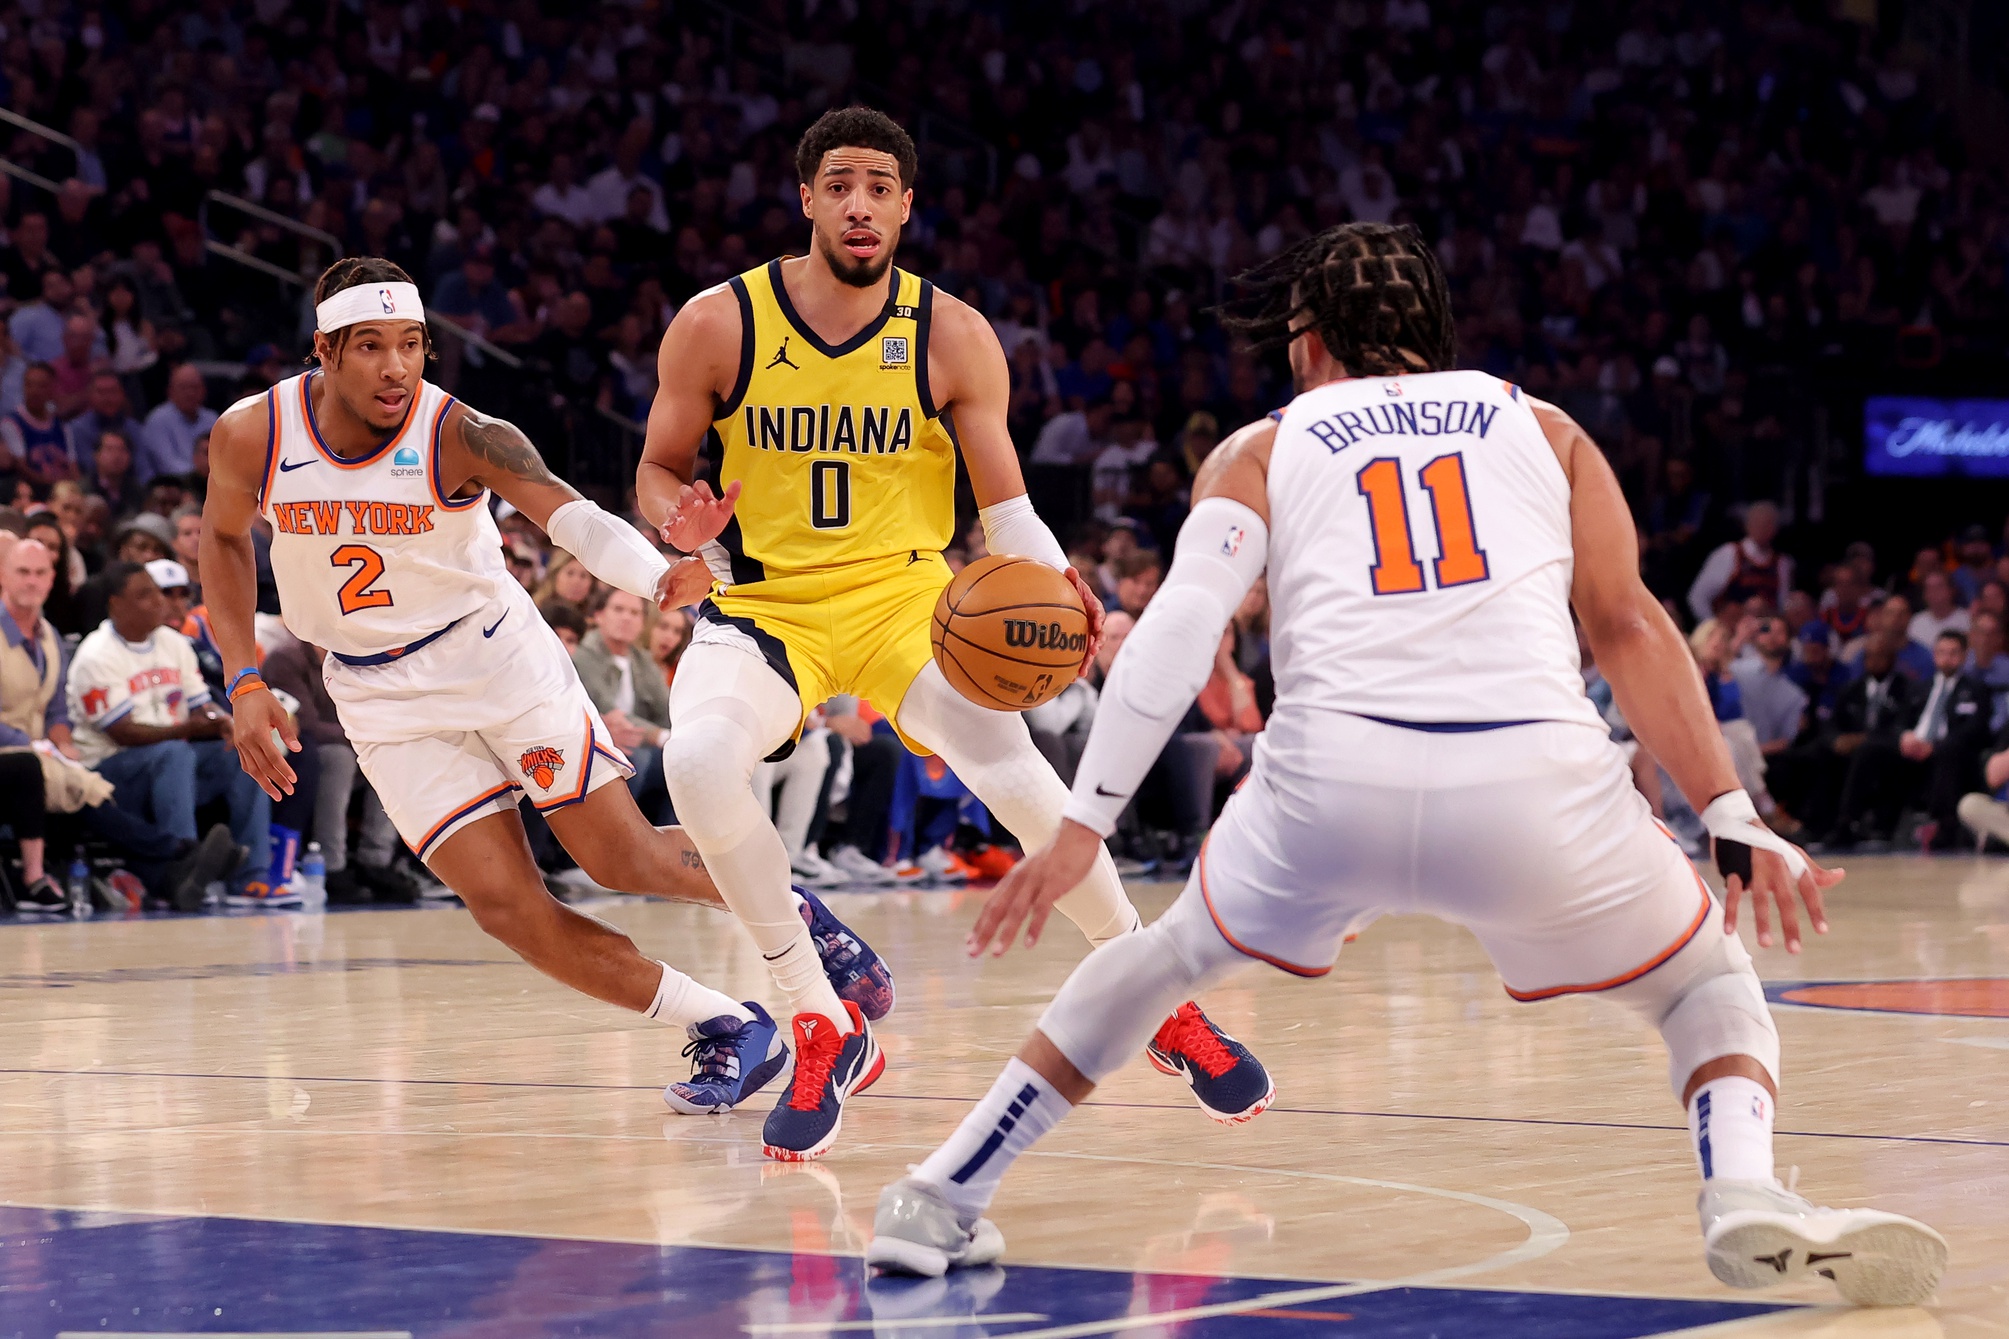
[{"x1": 931, "y1": 554, "x2": 1090, "y2": 710}]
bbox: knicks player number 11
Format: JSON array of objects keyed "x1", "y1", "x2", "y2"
[{"x1": 1356, "y1": 453, "x2": 1490, "y2": 596}]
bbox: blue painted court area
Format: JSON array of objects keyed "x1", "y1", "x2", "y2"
[{"x1": 0, "y1": 1207, "x2": 1787, "y2": 1338}]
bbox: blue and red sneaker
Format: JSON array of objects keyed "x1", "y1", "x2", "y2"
[
  {"x1": 800, "y1": 887, "x2": 895, "y2": 1021},
  {"x1": 762, "y1": 1000, "x2": 884, "y2": 1161},
  {"x1": 662, "y1": 1001, "x2": 790, "y2": 1114},
  {"x1": 1146, "y1": 1001, "x2": 1275, "y2": 1124}
]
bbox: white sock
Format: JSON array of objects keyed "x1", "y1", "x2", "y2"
[
  {"x1": 702, "y1": 828, "x2": 844, "y2": 1029},
  {"x1": 644, "y1": 962, "x2": 752, "y2": 1030},
  {"x1": 914, "y1": 1058, "x2": 1072, "y2": 1221},
  {"x1": 763, "y1": 926, "x2": 848, "y2": 1030},
  {"x1": 1690, "y1": 1076, "x2": 1775, "y2": 1182}
]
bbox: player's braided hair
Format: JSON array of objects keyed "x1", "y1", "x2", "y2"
[
  {"x1": 1222, "y1": 222, "x2": 1454, "y2": 376},
  {"x1": 311, "y1": 256, "x2": 435, "y2": 365}
]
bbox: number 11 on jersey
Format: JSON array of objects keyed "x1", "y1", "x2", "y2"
[{"x1": 1356, "y1": 453, "x2": 1490, "y2": 596}]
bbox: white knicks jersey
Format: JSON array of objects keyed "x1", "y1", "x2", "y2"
[
  {"x1": 1262, "y1": 369, "x2": 1602, "y2": 733},
  {"x1": 257, "y1": 370, "x2": 507, "y2": 659}
]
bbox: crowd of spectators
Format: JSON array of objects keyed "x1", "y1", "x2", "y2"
[{"x1": 3, "y1": 0, "x2": 2009, "y2": 908}]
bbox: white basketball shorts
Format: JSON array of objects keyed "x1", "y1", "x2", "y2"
[
  {"x1": 321, "y1": 586, "x2": 633, "y2": 863},
  {"x1": 1193, "y1": 711, "x2": 1713, "y2": 998}
]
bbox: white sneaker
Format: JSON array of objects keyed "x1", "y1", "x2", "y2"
[
  {"x1": 828, "y1": 845, "x2": 898, "y2": 886},
  {"x1": 915, "y1": 846, "x2": 967, "y2": 883},
  {"x1": 1699, "y1": 1177, "x2": 1947, "y2": 1306},
  {"x1": 791, "y1": 847, "x2": 848, "y2": 888},
  {"x1": 866, "y1": 1175, "x2": 1006, "y2": 1277}
]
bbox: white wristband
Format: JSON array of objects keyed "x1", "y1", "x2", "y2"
[
  {"x1": 1700, "y1": 788, "x2": 1809, "y2": 881},
  {"x1": 545, "y1": 499, "x2": 671, "y2": 604},
  {"x1": 979, "y1": 493, "x2": 1069, "y2": 572}
]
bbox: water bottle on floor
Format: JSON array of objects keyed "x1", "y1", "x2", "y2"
[
  {"x1": 66, "y1": 857, "x2": 92, "y2": 917},
  {"x1": 299, "y1": 842, "x2": 327, "y2": 910}
]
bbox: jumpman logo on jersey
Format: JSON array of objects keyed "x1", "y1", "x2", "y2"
[{"x1": 766, "y1": 337, "x2": 799, "y2": 371}]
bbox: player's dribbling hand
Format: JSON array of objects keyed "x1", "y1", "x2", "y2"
[
  {"x1": 660, "y1": 479, "x2": 742, "y2": 554},
  {"x1": 1719, "y1": 839, "x2": 1841, "y2": 955},
  {"x1": 655, "y1": 555, "x2": 714, "y2": 610},
  {"x1": 230, "y1": 689, "x2": 301, "y2": 801},
  {"x1": 968, "y1": 819, "x2": 1104, "y2": 957},
  {"x1": 1063, "y1": 566, "x2": 1105, "y2": 679}
]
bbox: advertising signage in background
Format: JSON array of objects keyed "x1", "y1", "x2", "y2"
[{"x1": 1864, "y1": 396, "x2": 2009, "y2": 478}]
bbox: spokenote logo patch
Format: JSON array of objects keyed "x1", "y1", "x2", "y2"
[
  {"x1": 391, "y1": 445, "x2": 423, "y2": 477},
  {"x1": 880, "y1": 335, "x2": 909, "y2": 368}
]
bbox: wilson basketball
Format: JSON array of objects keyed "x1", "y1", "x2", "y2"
[{"x1": 932, "y1": 554, "x2": 1090, "y2": 710}]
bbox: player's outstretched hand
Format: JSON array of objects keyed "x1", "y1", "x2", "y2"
[
  {"x1": 655, "y1": 555, "x2": 714, "y2": 610},
  {"x1": 660, "y1": 479, "x2": 741, "y2": 554},
  {"x1": 969, "y1": 819, "x2": 1104, "y2": 958},
  {"x1": 1063, "y1": 566, "x2": 1105, "y2": 679},
  {"x1": 230, "y1": 688, "x2": 300, "y2": 801},
  {"x1": 1719, "y1": 839, "x2": 1841, "y2": 955}
]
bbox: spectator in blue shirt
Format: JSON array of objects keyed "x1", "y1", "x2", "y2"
[
  {"x1": 137, "y1": 364, "x2": 216, "y2": 485},
  {"x1": 1788, "y1": 622, "x2": 1856, "y2": 728}
]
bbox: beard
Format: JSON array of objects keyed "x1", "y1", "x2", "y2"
[{"x1": 815, "y1": 223, "x2": 899, "y2": 289}]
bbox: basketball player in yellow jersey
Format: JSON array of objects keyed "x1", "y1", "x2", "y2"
[{"x1": 640, "y1": 107, "x2": 1272, "y2": 1161}]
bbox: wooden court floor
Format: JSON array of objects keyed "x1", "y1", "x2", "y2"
[{"x1": 0, "y1": 856, "x2": 2004, "y2": 1337}]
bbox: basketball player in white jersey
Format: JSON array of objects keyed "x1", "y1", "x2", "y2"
[
  {"x1": 869, "y1": 224, "x2": 1947, "y2": 1306},
  {"x1": 199, "y1": 258, "x2": 894, "y2": 1114}
]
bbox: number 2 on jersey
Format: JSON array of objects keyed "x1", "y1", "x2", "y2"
[
  {"x1": 1356, "y1": 453, "x2": 1490, "y2": 596},
  {"x1": 331, "y1": 544, "x2": 394, "y2": 614}
]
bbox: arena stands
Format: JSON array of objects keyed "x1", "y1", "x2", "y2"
[{"x1": 3, "y1": 0, "x2": 2008, "y2": 901}]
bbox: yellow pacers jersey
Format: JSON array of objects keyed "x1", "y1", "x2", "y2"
[{"x1": 709, "y1": 259, "x2": 955, "y2": 578}]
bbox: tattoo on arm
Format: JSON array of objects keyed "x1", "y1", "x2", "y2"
[
  {"x1": 459, "y1": 410, "x2": 561, "y2": 487},
  {"x1": 680, "y1": 848, "x2": 704, "y2": 870}
]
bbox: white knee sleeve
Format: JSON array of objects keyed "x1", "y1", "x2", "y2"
[
  {"x1": 897, "y1": 661, "x2": 1139, "y2": 944},
  {"x1": 664, "y1": 642, "x2": 803, "y2": 848},
  {"x1": 1037, "y1": 878, "x2": 1249, "y2": 1081},
  {"x1": 1606, "y1": 908, "x2": 1780, "y2": 1096}
]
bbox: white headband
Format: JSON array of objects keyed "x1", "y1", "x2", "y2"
[{"x1": 316, "y1": 281, "x2": 425, "y2": 333}]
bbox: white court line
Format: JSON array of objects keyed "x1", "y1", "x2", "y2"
[
  {"x1": 1947, "y1": 1036, "x2": 2009, "y2": 1051},
  {"x1": 745, "y1": 1316, "x2": 1048, "y2": 1333},
  {"x1": 890, "y1": 1148, "x2": 1571, "y2": 1339}
]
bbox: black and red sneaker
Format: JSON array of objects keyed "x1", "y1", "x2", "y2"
[
  {"x1": 761, "y1": 1000, "x2": 884, "y2": 1161},
  {"x1": 1146, "y1": 1001, "x2": 1275, "y2": 1124}
]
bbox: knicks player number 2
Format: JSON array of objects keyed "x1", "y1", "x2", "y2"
[
  {"x1": 1356, "y1": 454, "x2": 1489, "y2": 596},
  {"x1": 331, "y1": 544, "x2": 394, "y2": 614}
]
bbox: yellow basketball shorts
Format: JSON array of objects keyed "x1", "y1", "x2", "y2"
[{"x1": 698, "y1": 549, "x2": 953, "y2": 754}]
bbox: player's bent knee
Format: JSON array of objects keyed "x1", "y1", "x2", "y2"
[
  {"x1": 1037, "y1": 882, "x2": 1245, "y2": 1082},
  {"x1": 1605, "y1": 921, "x2": 1779, "y2": 1095},
  {"x1": 661, "y1": 718, "x2": 762, "y2": 838}
]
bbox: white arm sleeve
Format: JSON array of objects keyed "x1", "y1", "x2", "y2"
[
  {"x1": 545, "y1": 499, "x2": 671, "y2": 604},
  {"x1": 1062, "y1": 497, "x2": 1268, "y2": 836},
  {"x1": 979, "y1": 493, "x2": 1069, "y2": 572}
]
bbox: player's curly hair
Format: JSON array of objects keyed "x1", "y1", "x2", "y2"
[
  {"x1": 1221, "y1": 222, "x2": 1454, "y2": 376},
  {"x1": 795, "y1": 106, "x2": 918, "y2": 189},
  {"x1": 311, "y1": 256, "x2": 435, "y2": 365}
]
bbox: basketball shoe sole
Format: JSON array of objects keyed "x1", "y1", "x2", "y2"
[{"x1": 1700, "y1": 1180, "x2": 1947, "y2": 1306}]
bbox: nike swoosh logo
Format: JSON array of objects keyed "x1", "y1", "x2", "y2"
[
  {"x1": 482, "y1": 611, "x2": 509, "y2": 638},
  {"x1": 1094, "y1": 784, "x2": 1128, "y2": 798},
  {"x1": 277, "y1": 458, "x2": 316, "y2": 472}
]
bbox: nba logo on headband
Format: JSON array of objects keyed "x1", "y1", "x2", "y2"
[{"x1": 316, "y1": 279, "x2": 425, "y2": 333}]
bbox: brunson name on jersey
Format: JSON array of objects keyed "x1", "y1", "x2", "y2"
[
  {"x1": 1305, "y1": 399, "x2": 1500, "y2": 454},
  {"x1": 271, "y1": 500, "x2": 438, "y2": 536},
  {"x1": 741, "y1": 404, "x2": 915, "y2": 455}
]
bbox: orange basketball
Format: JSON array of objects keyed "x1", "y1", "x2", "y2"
[{"x1": 932, "y1": 554, "x2": 1090, "y2": 710}]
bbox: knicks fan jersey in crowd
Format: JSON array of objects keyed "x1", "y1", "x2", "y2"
[
  {"x1": 65, "y1": 621, "x2": 209, "y2": 766},
  {"x1": 1264, "y1": 369, "x2": 1603, "y2": 733},
  {"x1": 256, "y1": 370, "x2": 507, "y2": 658},
  {"x1": 704, "y1": 260, "x2": 954, "y2": 581}
]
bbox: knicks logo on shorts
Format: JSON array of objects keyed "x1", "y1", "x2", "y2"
[{"x1": 519, "y1": 746, "x2": 567, "y2": 790}]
